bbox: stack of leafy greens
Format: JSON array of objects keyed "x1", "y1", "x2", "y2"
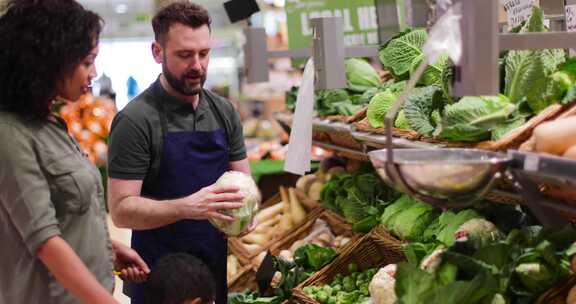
[
  {"x1": 368, "y1": 6, "x2": 576, "y2": 142},
  {"x1": 395, "y1": 225, "x2": 576, "y2": 304},
  {"x1": 285, "y1": 58, "x2": 382, "y2": 117},
  {"x1": 303, "y1": 263, "x2": 378, "y2": 304},
  {"x1": 320, "y1": 169, "x2": 399, "y2": 233}
]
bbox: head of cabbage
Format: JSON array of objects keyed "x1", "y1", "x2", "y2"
[{"x1": 209, "y1": 171, "x2": 261, "y2": 236}]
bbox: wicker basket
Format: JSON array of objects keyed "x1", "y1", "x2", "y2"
[
  {"x1": 324, "y1": 107, "x2": 368, "y2": 125},
  {"x1": 228, "y1": 264, "x2": 258, "y2": 293},
  {"x1": 355, "y1": 103, "x2": 569, "y2": 151},
  {"x1": 292, "y1": 229, "x2": 405, "y2": 304},
  {"x1": 536, "y1": 275, "x2": 576, "y2": 304},
  {"x1": 269, "y1": 210, "x2": 359, "y2": 256},
  {"x1": 326, "y1": 129, "x2": 364, "y2": 151},
  {"x1": 229, "y1": 203, "x2": 324, "y2": 265}
]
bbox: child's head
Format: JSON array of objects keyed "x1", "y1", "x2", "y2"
[{"x1": 144, "y1": 252, "x2": 215, "y2": 304}]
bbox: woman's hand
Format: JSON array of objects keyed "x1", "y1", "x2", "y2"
[{"x1": 111, "y1": 240, "x2": 150, "y2": 283}]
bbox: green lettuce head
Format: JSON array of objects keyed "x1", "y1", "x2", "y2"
[{"x1": 209, "y1": 171, "x2": 261, "y2": 236}]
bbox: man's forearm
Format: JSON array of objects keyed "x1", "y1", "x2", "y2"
[{"x1": 111, "y1": 196, "x2": 185, "y2": 230}]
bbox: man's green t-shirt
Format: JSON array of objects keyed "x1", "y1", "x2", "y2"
[{"x1": 107, "y1": 79, "x2": 246, "y2": 188}]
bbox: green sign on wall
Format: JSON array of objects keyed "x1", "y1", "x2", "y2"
[{"x1": 285, "y1": 0, "x2": 380, "y2": 50}]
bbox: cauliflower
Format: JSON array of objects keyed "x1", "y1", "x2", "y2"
[
  {"x1": 454, "y1": 218, "x2": 502, "y2": 249},
  {"x1": 209, "y1": 171, "x2": 261, "y2": 236},
  {"x1": 369, "y1": 264, "x2": 397, "y2": 304}
]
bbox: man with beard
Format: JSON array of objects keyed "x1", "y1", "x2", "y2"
[{"x1": 106, "y1": 2, "x2": 251, "y2": 304}]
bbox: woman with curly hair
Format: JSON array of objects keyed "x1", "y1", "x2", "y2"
[{"x1": 0, "y1": 1, "x2": 150, "y2": 303}]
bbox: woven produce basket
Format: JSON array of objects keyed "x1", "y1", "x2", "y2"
[
  {"x1": 228, "y1": 264, "x2": 258, "y2": 293},
  {"x1": 229, "y1": 202, "x2": 324, "y2": 265},
  {"x1": 355, "y1": 103, "x2": 569, "y2": 151},
  {"x1": 292, "y1": 229, "x2": 405, "y2": 304},
  {"x1": 269, "y1": 209, "x2": 359, "y2": 256},
  {"x1": 324, "y1": 107, "x2": 368, "y2": 125},
  {"x1": 536, "y1": 275, "x2": 576, "y2": 304},
  {"x1": 326, "y1": 129, "x2": 363, "y2": 151}
]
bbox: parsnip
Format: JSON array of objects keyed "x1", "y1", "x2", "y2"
[
  {"x1": 308, "y1": 181, "x2": 324, "y2": 201},
  {"x1": 296, "y1": 174, "x2": 317, "y2": 193},
  {"x1": 534, "y1": 116, "x2": 576, "y2": 155},
  {"x1": 254, "y1": 202, "x2": 283, "y2": 222},
  {"x1": 227, "y1": 255, "x2": 239, "y2": 279},
  {"x1": 242, "y1": 243, "x2": 262, "y2": 254},
  {"x1": 289, "y1": 188, "x2": 307, "y2": 224},
  {"x1": 258, "y1": 213, "x2": 281, "y2": 228},
  {"x1": 279, "y1": 187, "x2": 293, "y2": 232},
  {"x1": 241, "y1": 232, "x2": 269, "y2": 245}
]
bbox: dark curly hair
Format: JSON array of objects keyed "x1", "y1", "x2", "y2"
[
  {"x1": 0, "y1": 0, "x2": 102, "y2": 121},
  {"x1": 152, "y1": 1, "x2": 211, "y2": 45},
  {"x1": 144, "y1": 253, "x2": 215, "y2": 304}
]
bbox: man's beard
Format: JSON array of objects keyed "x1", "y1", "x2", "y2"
[{"x1": 162, "y1": 64, "x2": 206, "y2": 96}]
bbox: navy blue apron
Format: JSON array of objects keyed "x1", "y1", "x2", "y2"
[{"x1": 130, "y1": 93, "x2": 229, "y2": 304}]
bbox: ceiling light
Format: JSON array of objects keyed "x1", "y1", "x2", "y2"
[{"x1": 115, "y1": 3, "x2": 128, "y2": 14}]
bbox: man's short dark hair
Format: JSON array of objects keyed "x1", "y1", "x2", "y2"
[
  {"x1": 152, "y1": 1, "x2": 211, "y2": 45},
  {"x1": 0, "y1": 0, "x2": 102, "y2": 121},
  {"x1": 144, "y1": 253, "x2": 215, "y2": 304}
]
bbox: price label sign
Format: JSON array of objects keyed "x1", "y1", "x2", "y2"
[
  {"x1": 566, "y1": 5, "x2": 576, "y2": 56},
  {"x1": 501, "y1": 0, "x2": 538, "y2": 28}
]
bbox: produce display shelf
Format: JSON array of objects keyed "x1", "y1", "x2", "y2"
[{"x1": 274, "y1": 113, "x2": 442, "y2": 152}]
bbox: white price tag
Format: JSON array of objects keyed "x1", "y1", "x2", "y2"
[
  {"x1": 501, "y1": 0, "x2": 537, "y2": 29},
  {"x1": 566, "y1": 5, "x2": 576, "y2": 56}
]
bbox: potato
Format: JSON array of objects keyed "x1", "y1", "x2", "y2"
[{"x1": 534, "y1": 116, "x2": 576, "y2": 155}]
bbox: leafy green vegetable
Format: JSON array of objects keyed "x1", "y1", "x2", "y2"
[
  {"x1": 294, "y1": 244, "x2": 337, "y2": 271},
  {"x1": 391, "y1": 202, "x2": 439, "y2": 241},
  {"x1": 228, "y1": 292, "x2": 280, "y2": 304},
  {"x1": 435, "y1": 96, "x2": 517, "y2": 142},
  {"x1": 321, "y1": 171, "x2": 397, "y2": 225},
  {"x1": 352, "y1": 215, "x2": 380, "y2": 233},
  {"x1": 436, "y1": 209, "x2": 481, "y2": 247},
  {"x1": 380, "y1": 195, "x2": 418, "y2": 229},
  {"x1": 379, "y1": 28, "x2": 428, "y2": 80},
  {"x1": 367, "y1": 90, "x2": 397, "y2": 128},
  {"x1": 491, "y1": 115, "x2": 526, "y2": 141},
  {"x1": 404, "y1": 86, "x2": 444, "y2": 136},
  {"x1": 394, "y1": 110, "x2": 410, "y2": 129},
  {"x1": 315, "y1": 89, "x2": 355, "y2": 117},
  {"x1": 345, "y1": 58, "x2": 381, "y2": 93},
  {"x1": 274, "y1": 257, "x2": 312, "y2": 301},
  {"x1": 504, "y1": 7, "x2": 566, "y2": 113},
  {"x1": 414, "y1": 54, "x2": 451, "y2": 87},
  {"x1": 285, "y1": 86, "x2": 298, "y2": 112}
]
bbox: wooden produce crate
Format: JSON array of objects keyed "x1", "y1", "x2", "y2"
[{"x1": 292, "y1": 229, "x2": 405, "y2": 304}]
